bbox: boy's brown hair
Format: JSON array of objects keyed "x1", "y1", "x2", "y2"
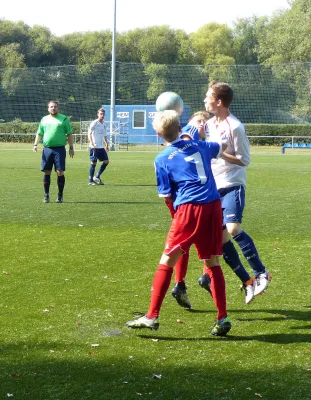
[{"x1": 209, "y1": 81, "x2": 233, "y2": 108}]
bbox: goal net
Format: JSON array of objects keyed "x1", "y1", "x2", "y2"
[{"x1": 1, "y1": 62, "x2": 311, "y2": 125}]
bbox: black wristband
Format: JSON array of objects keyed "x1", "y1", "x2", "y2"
[{"x1": 69, "y1": 146, "x2": 73, "y2": 149}]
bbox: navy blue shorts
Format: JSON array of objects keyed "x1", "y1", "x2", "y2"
[
  {"x1": 89, "y1": 148, "x2": 109, "y2": 162},
  {"x1": 41, "y1": 146, "x2": 66, "y2": 172},
  {"x1": 218, "y1": 185, "x2": 245, "y2": 225}
]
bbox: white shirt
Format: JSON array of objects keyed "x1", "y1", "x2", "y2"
[
  {"x1": 206, "y1": 113, "x2": 250, "y2": 189},
  {"x1": 89, "y1": 120, "x2": 107, "y2": 149}
]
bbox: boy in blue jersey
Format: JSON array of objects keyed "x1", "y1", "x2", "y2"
[
  {"x1": 126, "y1": 110, "x2": 231, "y2": 336},
  {"x1": 171, "y1": 113, "x2": 211, "y2": 308},
  {"x1": 166, "y1": 125, "x2": 201, "y2": 309}
]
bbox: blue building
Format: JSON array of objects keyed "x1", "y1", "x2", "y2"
[{"x1": 102, "y1": 104, "x2": 190, "y2": 145}]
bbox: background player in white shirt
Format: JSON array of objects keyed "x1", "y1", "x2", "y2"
[
  {"x1": 200, "y1": 81, "x2": 271, "y2": 303},
  {"x1": 88, "y1": 108, "x2": 109, "y2": 185}
]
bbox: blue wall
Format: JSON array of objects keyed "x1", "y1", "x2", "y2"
[{"x1": 102, "y1": 104, "x2": 190, "y2": 144}]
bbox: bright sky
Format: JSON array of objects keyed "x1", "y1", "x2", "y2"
[{"x1": 1, "y1": 0, "x2": 290, "y2": 36}]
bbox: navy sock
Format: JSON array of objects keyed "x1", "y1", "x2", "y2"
[
  {"x1": 43, "y1": 175, "x2": 50, "y2": 195},
  {"x1": 96, "y1": 163, "x2": 107, "y2": 177},
  {"x1": 57, "y1": 175, "x2": 65, "y2": 195},
  {"x1": 233, "y1": 231, "x2": 265, "y2": 276},
  {"x1": 222, "y1": 240, "x2": 250, "y2": 283},
  {"x1": 89, "y1": 164, "x2": 96, "y2": 181}
]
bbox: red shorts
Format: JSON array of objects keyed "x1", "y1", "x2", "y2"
[{"x1": 164, "y1": 200, "x2": 223, "y2": 260}]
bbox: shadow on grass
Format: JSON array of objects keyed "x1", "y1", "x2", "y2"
[
  {"x1": 67, "y1": 201, "x2": 159, "y2": 204},
  {"x1": 233, "y1": 307, "x2": 311, "y2": 322},
  {"x1": 291, "y1": 325, "x2": 311, "y2": 330},
  {"x1": 138, "y1": 332, "x2": 311, "y2": 344},
  {"x1": 103, "y1": 183, "x2": 156, "y2": 187},
  {"x1": 131, "y1": 306, "x2": 311, "y2": 320},
  {"x1": 1, "y1": 341, "x2": 310, "y2": 400},
  {"x1": 131, "y1": 306, "x2": 311, "y2": 345}
]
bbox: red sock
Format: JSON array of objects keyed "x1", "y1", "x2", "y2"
[
  {"x1": 174, "y1": 251, "x2": 189, "y2": 283},
  {"x1": 205, "y1": 265, "x2": 227, "y2": 320},
  {"x1": 147, "y1": 264, "x2": 173, "y2": 319}
]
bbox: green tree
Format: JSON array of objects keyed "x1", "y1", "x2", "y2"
[
  {"x1": 175, "y1": 29, "x2": 195, "y2": 64},
  {"x1": 77, "y1": 31, "x2": 112, "y2": 64},
  {"x1": 0, "y1": 19, "x2": 30, "y2": 50},
  {"x1": 56, "y1": 33, "x2": 83, "y2": 65},
  {"x1": 0, "y1": 19, "x2": 58, "y2": 67},
  {"x1": 136, "y1": 26, "x2": 180, "y2": 64},
  {"x1": 0, "y1": 43, "x2": 25, "y2": 69},
  {"x1": 190, "y1": 23, "x2": 235, "y2": 65},
  {"x1": 256, "y1": 0, "x2": 311, "y2": 64},
  {"x1": 144, "y1": 63, "x2": 169, "y2": 99},
  {"x1": 116, "y1": 30, "x2": 143, "y2": 62},
  {"x1": 232, "y1": 16, "x2": 267, "y2": 64},
  {"x1": 255, "y1": 0, "x2": 311, "y2": 121},
  {"x1": 26, "y1": 25, "x2": 55, "y2": 66}
]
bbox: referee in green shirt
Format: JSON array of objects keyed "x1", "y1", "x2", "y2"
[{"x1": 33, "y1": 101, "x2": 74, "y2": 203}]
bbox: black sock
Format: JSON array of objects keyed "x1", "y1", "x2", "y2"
[
  {"x1": 57, "y1": 175, "x2": 65, "y2": 195},
  {"x1": 43, "y1": 175, "x2": 50, "y2": 195}
]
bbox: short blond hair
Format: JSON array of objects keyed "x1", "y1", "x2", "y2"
[{"x1": 152, "y1": 110, "x2": 180, "y2": 142}]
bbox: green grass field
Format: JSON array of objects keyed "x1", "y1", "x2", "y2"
[{"x1": 0, "y1": 146, "x2": 311, "y2": 400}]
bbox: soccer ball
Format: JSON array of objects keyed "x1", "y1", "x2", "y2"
[{"x1": 155, "y1": 91, "x2": 184, "y2": 116}]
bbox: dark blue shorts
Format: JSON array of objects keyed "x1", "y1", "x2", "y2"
[
  {"x1": 218, "y1": 185, "x2": 245, "y2": 225},
  {"x1": 89, "y1": 148, "x2": 109, "y2": 162},
  {"x1": 41, "y1": 146, "x2": 66, "y2": 172}
]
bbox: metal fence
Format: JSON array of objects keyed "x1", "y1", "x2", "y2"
[{"x1": 1, "y1": 133, "x2": 311, "y2": 153}]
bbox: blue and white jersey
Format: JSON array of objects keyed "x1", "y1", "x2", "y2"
[
  {"x1": 180, "y1": 125, "x2": 200, "y2": 140},
  {"x1": 154, "y1": 139, "x2": 221, "y2": 209}
]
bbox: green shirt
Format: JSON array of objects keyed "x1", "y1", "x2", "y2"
[{"x1": 37, "y1": 113, "x2": 72, "y2": 147}]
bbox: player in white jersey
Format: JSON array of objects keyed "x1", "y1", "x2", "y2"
[
  {"x1": 88, "y1": 108, "x2": 109, "y2": 185},
  {"x1": 199, "y1": 81, "x2": 271, "y2": 303}
]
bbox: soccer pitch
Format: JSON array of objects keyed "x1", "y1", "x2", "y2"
[{"x1": 0, "y1": 148, "x2": 311, "y2": 399}]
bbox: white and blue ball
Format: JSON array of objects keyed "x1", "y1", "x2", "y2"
[{"x1": 155, "y1": 91, "x2": 184, "y2": 116}]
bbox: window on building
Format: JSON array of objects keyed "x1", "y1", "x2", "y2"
[{"x1": 133, "y1": 110, "x2": 146, "y2": 129}]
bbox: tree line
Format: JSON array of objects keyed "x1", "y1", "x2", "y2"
[
  {"x1": 1, "y1": 0, "x2": 311, "y2": 125},
  {"x1": 0, "y1": 0, "x2": 309, "y2": 68}
]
